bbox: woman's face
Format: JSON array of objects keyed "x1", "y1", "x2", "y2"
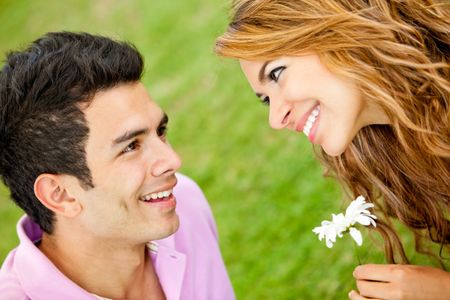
[{"x1": 239, "y1": 54, "x2": 389, "y2": 156}]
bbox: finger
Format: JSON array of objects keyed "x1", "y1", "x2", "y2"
[
  {"x1": 353, "y1": 264, "x2": 396, "y2": 282},
  {"x1": 356, "y1": 279, "x2": 392, "y2": 299},
  {"x1": 348, "y1": 290, "x2": 382, "y2": 300}
]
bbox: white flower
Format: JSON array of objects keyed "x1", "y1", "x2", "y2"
[
  {"x1": 331, "y1": 213, "x2": 347, "y2": 237},
  {"x1": 312, "y1": 220, "x2": 337, "y2": 248},
  {"x1": 345, "y1": 195, "x2": 377, "y2": 227},
  {"x1": 312, "y1": 195, "x2": 376, "y2": 248}
]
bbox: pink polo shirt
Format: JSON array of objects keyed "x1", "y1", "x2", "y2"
[{"x1": 0, "y1": 174, "x2": 235, "y2": 300}]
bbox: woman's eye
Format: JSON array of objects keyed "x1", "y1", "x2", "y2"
[
  {"x1": 261, "y1": 96, "x2": 270, "y2": 106},
  {"x1": 122, "y1": 140, "x2": 139, "y2": 154},
  {"x1": 268, "y1": 66, "x2": 285, "y2": 82}
]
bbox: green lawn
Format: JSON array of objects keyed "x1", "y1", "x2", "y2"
[{"x1": 0, "y1": 0, "x2": 442, "y2": 299}]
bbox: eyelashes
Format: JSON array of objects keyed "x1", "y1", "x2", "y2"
[
  {"x1": 122, "y1": 140, "x2": 140, "y2": 154},
  {"x1": 259, "y1": 66, "x2": 285, "y2": 106},
  {"x1": 120, "y1": 126, "x2": 168, "y2": 155},
  {"x1": 261, "y1": 96, "x2": 270, "y2": 106},
  {"x1": 157, "y1": 125, "x2": 168, "y2": 137},
  {"x1": 268, "y1": 66, "x2": 285, "y2": 82}
]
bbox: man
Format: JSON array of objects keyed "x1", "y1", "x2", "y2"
[{"x1": 0, "y1": 32, "x2": 235, "y2": 300}]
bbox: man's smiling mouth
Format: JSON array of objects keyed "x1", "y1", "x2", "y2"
[{"x1": 140, "y1": 188, "x2": 173, "y2": 202}]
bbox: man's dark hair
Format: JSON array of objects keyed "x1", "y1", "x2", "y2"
[{"x1": 0, "y1": 32, "x2": 144, "y2": 233}]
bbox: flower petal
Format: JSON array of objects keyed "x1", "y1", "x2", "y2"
[
  {"x1": 355, "y1": 195, "x2": 365, "y2": 202},
  {"x1": 332, "y1": 213, "x2": 348, "y2": 234},
  {"x1": 349, "y1": 227, "x2": 363, "y2": 246},
  {"x1": 354, "y1": 215, "x2": 371, "y2": 226},
  {"x1": 325, "y1": 239, "x2": 334, "y2": 248}
]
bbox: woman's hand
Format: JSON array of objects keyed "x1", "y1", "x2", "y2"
[{"x1": 348, "y1": 264, "x2": 450, "y2": 300}]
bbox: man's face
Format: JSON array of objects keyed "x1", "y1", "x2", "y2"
[{"x1": 64, "y1": 82, "x2": 182, "y2": 244}]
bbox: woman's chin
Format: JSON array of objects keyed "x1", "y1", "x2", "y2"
[{"x1": 321, "y1": 142, "x2": 347, "y2": 157}]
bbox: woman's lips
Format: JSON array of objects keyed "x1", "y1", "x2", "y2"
[
  {"x1": 306, "y1": 107, "x2": 321, "y2": 143},
  {"x1": 295, "y1": 103, "x2": 320, "y2": 133}
]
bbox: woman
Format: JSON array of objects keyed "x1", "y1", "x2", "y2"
[{"x1": 215, "y1": 0, "x2": 450, "y2": 299}]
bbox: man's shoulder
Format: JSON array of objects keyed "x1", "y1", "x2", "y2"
[
  {"x1": 173, "y1": 173, "x2": 217, "y2": 233},
  {"x1": 174, "y1": 173, "x2": 204, "y2": 196},
  {"x1": 0, "y1": 250, "x2": 29, "y2": 300}
]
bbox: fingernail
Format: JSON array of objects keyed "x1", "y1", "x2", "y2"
[{"x1": 348, "y1": 290, "x2": 354, "y2": 298}]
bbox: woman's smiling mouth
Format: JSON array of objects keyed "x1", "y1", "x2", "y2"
[
  {"x1": 295, "y1": 103, "x2": 321, "y2": 140},
  {"x1": 302, "y1": 105, "x2": 320, "y2": 138}
]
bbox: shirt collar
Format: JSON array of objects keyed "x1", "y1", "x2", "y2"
[
  {"x1": 15, "y1": 215, "x2": 186, "y2": 300},
  {"x1": 15, "y1": 215, "x2": 96, "y2": 299},
  {"x1": 147, "y1": 239, "x2": 186, "y2": 300}
]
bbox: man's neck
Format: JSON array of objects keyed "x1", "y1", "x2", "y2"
[{"x1": 39, "y1": 232, "x2": 165, "y2": 300}]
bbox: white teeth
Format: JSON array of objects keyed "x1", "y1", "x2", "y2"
[
  {"x1": 303, "y1": 105, "x2": 320, "y2": 137},
  {"x1": 141, "y1": 189, "x2": 173, "y2": 202},
  {"x1": 307, "y1": 116, "x2": 315, "y2": 122}
]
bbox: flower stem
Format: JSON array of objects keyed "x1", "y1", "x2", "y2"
[{"x1": 353, "y1": 241, "x2": 362, "y2": 265}]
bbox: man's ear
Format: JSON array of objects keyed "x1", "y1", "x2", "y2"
[{"x1": 34, "y1": 174, "x2": 82, "y2": 217}]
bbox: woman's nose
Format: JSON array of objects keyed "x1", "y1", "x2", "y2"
[{"x1": 268, "y1": 97, "x2": 291, "y2": 130}]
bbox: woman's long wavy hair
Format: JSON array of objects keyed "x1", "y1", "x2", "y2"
[{"x1": 215, "y1": 0, "x2": 450, "y2": 265}]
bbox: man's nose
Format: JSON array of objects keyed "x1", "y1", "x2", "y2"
[
  {"x1": 150, "y1": 141, "x2": 182, "y2": 177},
  {"x1": 268, "y1": 96, "x2": 291, "y2": 130}
]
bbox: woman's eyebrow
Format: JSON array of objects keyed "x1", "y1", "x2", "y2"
[{"x1": 258, "y1": 60, "x2": 272, "y2": 83}]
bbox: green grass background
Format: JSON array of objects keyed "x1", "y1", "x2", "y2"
[{"x1": 0, "y1": 0, "x2": 443, "y2": 299}]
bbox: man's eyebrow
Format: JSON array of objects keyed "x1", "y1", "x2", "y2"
[
  {"x1": 112, "y1": 112, "x2": 168, "y2": 146},
  {"x1": 258, "y1": 60, "x2": 271, "y2": 83},
  {"x1": 112, "y1": 128, "x2": 149, "y2": 146}
]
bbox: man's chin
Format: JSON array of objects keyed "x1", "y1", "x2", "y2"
[
  {"x1": 167, "y1": 215, "x2": 180, "y2": 236},
  {"x1": 151, "y1": 215, "x2": 180, "y2": 241}
]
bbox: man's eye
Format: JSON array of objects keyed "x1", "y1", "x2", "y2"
[
  {"x1": 122, "y1": 140, "x2": 139, "y2": 154},
  {"x1": 268, "y1": 66, "x2": 285, "y2": 82},
  {"x1": 157, "y1": 125, "x2": 168, "y2": 137}
]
